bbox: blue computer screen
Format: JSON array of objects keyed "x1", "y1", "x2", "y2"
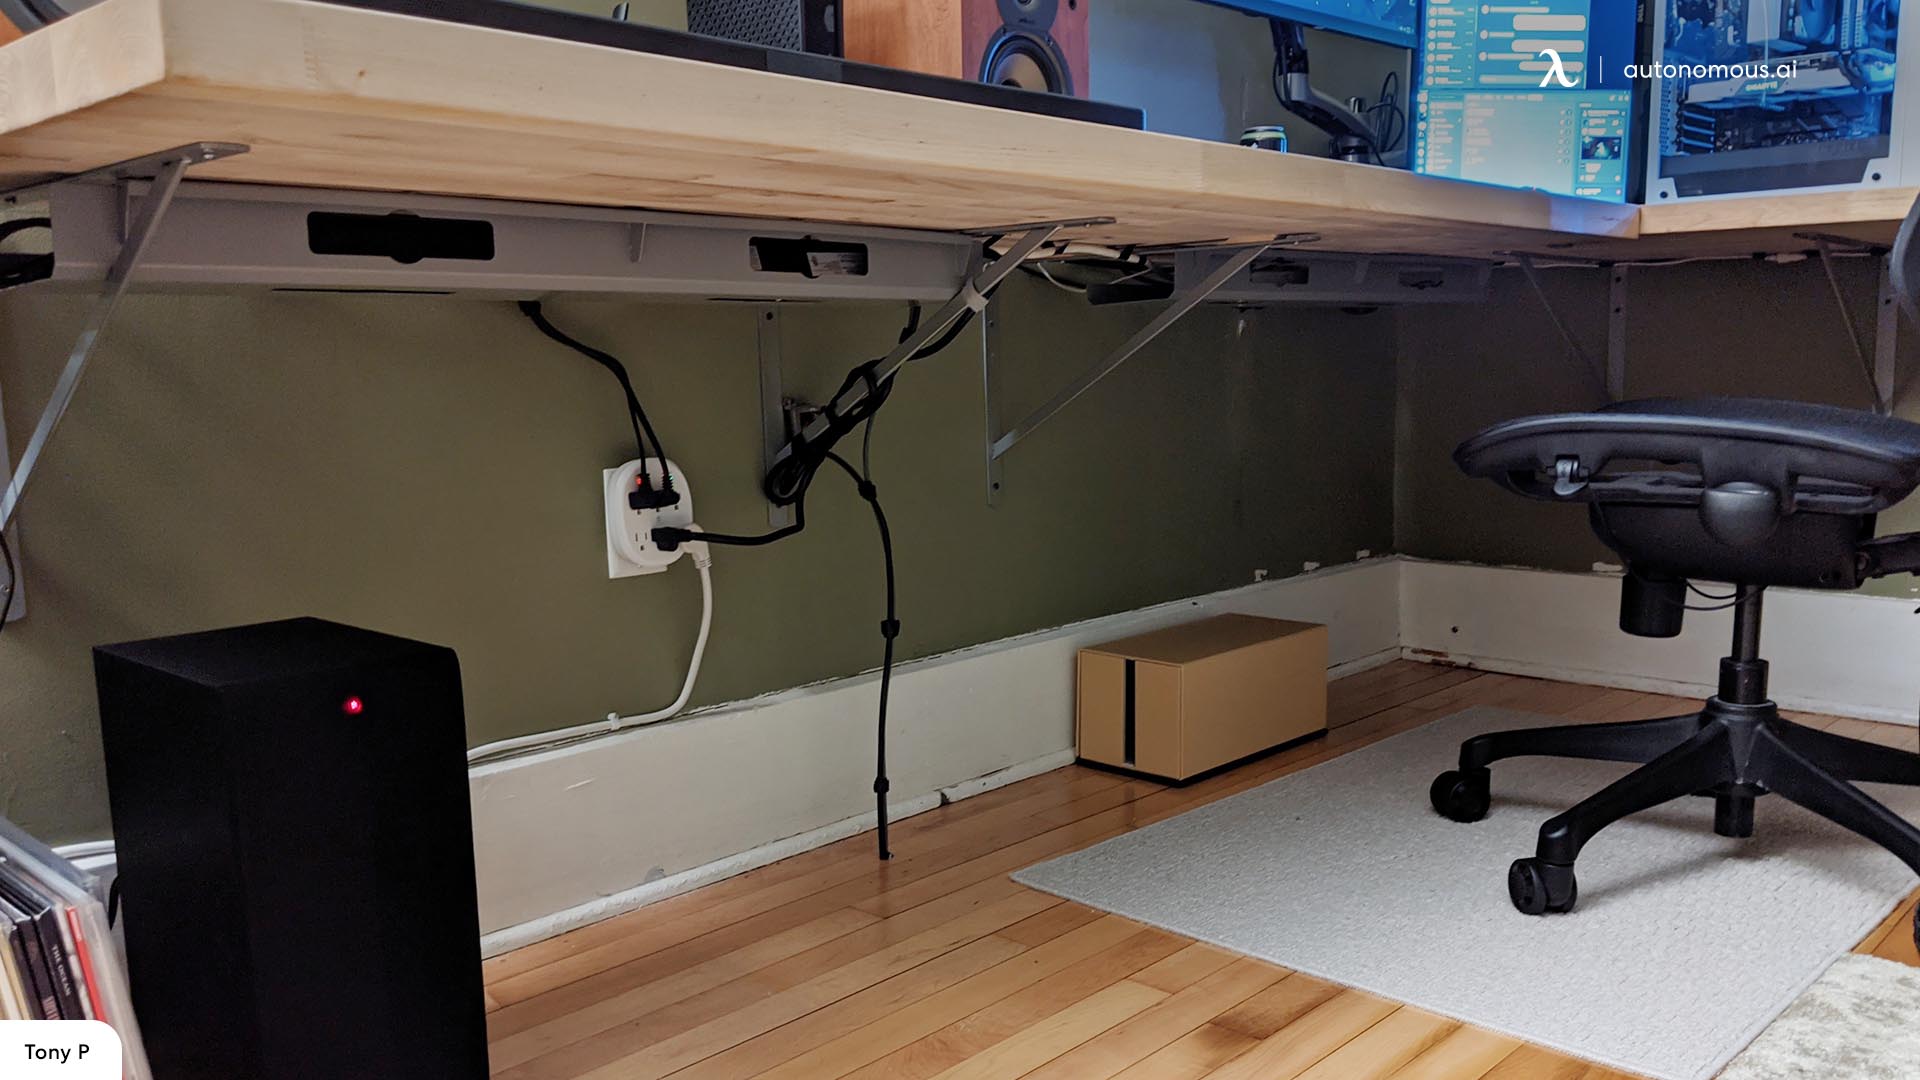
[
  {"x1": 1200, "y1": 1, "x2": 1418, "y2": 49},
  {"x1": 1413, "y1": 1, "x2": 1643, "y2": 202}
]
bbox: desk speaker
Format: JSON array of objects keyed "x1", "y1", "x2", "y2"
[
  {"x1": 845, "y1": 0, "x2": 1090, "y2": 98},
  {"x1": 94, "y1": 618, "x2": 487, "y2": 1079}
]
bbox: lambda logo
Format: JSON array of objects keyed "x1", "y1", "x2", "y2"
[{"x1": 1537, "y1": 48, "x2": 1578, "y2": 89}]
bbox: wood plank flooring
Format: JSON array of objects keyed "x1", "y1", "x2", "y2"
[{"x1": 485, "y1": 662, "x2": 1920, "y2": 1079}]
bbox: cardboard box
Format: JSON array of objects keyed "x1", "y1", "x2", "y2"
[{"x1": 1076, "y1": 614, "x2": 1328, "y2": 784}]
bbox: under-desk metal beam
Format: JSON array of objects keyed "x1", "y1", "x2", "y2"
[
  {"x1": 0, "y1": 143, "x2": 248, "y2": 532},
  {"x1": 31, "y1": 181, "x2": 980, "y2": 301},
  {"x1": 988, "y1": 237, "x2": 1282, "y2": 462}
]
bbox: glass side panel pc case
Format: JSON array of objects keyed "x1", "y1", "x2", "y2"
[
  {"x1": 1414, "y1": 0, "x2": 1654, "y2": 203},
  {"x1": 1646, "y1": 0, "x2": 1910, "y2": 200}
]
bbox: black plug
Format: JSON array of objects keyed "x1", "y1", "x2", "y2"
[
  {"x1": 629, "y1": 486, "x2": 683, "y2": 512},
  {"x1": 652, "y1": 526, "x2": 692, "y2": 552}
]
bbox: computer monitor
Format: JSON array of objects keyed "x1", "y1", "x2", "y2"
[
  {"x1": 1197, "y1": 1, "x2": 1417, "y2": 49},
  {"x1": 1412, "y1": 1, "x2": 1649, "y2": 202}
]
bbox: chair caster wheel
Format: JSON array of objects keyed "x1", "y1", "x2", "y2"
[
  {"x1": 1430, "y1": 768, "x2": 1491, "y2": 822},
  {"x1": 1509, "y1": 858, "x2": 1577, "y2": 915}
]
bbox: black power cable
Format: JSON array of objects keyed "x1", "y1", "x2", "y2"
[
  {"x1": 823, "y1": 451, "x2": 898, "y2": 859},
  {"x1": 519, "y1": 302, "x2": 676, "y2": 497},
  {"x1": 0, "y1": 528, "x2": 13, "y2": 640},
  {"x1": 655, "y1": 299, "x2": 976, "y2": 859}
]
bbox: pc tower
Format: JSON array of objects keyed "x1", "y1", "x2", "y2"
[
  {"x1": 94, "y1": 618, "x2": 487, "y2": 1079},
  {"x1": 844, "y1": 0, "x2": 1091, "y2": 97},
  {"x1": 1645, "y1": 0, "x2": 1913, "y2": 200},
  {"x1": 686, "y1": 0, "x2": 842, "y2": 57}
]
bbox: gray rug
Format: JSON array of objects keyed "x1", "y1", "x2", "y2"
[
  {"x1": 1721, "y1": 955, "x2": 1920, "y2": 1080},
  {"x1": 1012, "y1": 707, "x2": 1920, "y2": 1080}
]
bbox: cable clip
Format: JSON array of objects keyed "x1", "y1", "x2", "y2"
[
  {"x1": 873, "y1": 777, "x2": 891, "y2": 795},
  {"x1": 880, "y1": 618, "x2": 901, "y2": 640},
  {"x1": 959, "y1": 282, "x2": 990, "y2": 313}
]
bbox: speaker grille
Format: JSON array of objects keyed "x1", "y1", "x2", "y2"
[{"x1": 687, "y1": 0, "x2": 808, "y2": 52}]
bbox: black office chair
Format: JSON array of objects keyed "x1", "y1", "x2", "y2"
[{"x1": 1432, "y1": 397, "x2": 1920, "y2": 947}]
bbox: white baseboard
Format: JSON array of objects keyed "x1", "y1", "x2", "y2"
[
  {"x1": 1399, "y1": 559, "x2": 1920, "y2": 725},
  {"x1": 470, "y1": 557, "x2": 1403, "y2": 944},
  {"x1": 479, "y1": 747, "x2": 1076, "y2": 958},
  {"x1": 1329, "y1": 646, "x2": 1402, "y2": 683},
  {"x1": 477, "y1": 555, "x2": 1920, "y2": 954}
]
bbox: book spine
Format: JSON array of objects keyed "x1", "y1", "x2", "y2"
[
  {"x1": 0, "y1": 931, "x2": 22, "y2": 1020},
  {"x1": 10, "y1": 909, "x2": 59, "y2": 1020},
  {"x1": 63, "y1": 908, "x2": 106, "y2": 1021},
  {"x1": 30, "y1": 904, "x2": 85, "y2": 1019}
]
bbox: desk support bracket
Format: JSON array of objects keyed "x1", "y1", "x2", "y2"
[
  {"x1": 981, "y1": 302, "x2": 1004, "y2": 506},
  {"x1": 756, "y1": 305, "x2": 794, "y2": 528},
  {"x1": 1607, "y1": 266, "x2": 1629, "y2": 400},
  {"x1": 984, "y1": 237, "x2": 1284, "y2": 485},
  {"x1": 1805, "y1": 234, "x2": 1894, "y2": 415},
  {"x1": 1514, "y1": 253, "x2": 1615, "y2": 400},
  {"x1": 0, "y1": 142, "x2": 247, "y2": 532},
  {"x1": 767, "y1": 219, "x2": 1105, "y2": 489}
]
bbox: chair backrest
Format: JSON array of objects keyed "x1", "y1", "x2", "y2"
[{"x1": 1893, "y1": 192, "x2": 1920, "y2": 324}]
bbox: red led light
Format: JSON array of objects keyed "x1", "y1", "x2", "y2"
[{"x1": 342, "y1": 696, "x2": 365, "y2": 716}]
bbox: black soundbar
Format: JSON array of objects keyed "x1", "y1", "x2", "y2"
[{"x1": 321, "y1": 0, "x2": 1145, "y2": 129}]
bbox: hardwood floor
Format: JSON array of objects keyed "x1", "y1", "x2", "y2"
[{"x1": 484, "y1": 662, "x2": 1920, "y2": 1079}]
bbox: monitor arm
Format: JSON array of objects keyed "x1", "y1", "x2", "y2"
[{"x1": 1269, "y1": 18, "x2": 1378, "y2": 164}]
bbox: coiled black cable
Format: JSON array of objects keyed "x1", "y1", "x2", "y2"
[{"x1": 764, "y1": 304, "x2": 973, "y2": 506}]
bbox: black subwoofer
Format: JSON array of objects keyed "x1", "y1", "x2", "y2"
[{"x1": 94, "y1": 618, "x2": 487, "y2": 1079}]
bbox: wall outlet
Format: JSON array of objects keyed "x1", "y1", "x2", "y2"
[{"x1": 604, "y1": 458, "x2": 693, "y2": 579}]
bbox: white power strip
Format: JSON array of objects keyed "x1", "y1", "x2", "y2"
[{"x1": 603, "y1": 458, "x2": 693, "y2": 578}]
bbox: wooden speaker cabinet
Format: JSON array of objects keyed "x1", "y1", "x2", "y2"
[{"x1": 844, "y1": 0, "x2": 1091, "y2": 98}]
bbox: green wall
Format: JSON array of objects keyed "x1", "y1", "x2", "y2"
[
  {"x1": 0, "y1": 279, "x2": 1396, "y2": 841},
  {"x1": 1393, "y1": 256, "x2": 1920, "y2": 597}
]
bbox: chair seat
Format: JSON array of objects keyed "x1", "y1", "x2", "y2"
[{"x1": 1456, "y1": 397, "x2": 1920, "y2": 514}]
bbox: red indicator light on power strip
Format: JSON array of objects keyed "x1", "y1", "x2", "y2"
[{"x1": 342, "y1": 696, "x2": 365, "y2": 716}]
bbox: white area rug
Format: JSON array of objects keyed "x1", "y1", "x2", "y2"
[
  {"x1": 1721, "y1": 955, "x2": 1920, "y2": 1080},
  {"x1": 1012, "y1": 707, "x2": 1920, "y2": 1080}
]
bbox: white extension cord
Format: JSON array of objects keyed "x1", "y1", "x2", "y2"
[{"x1": 466, "y1": 540, "x2": 714, "y2": 765}]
